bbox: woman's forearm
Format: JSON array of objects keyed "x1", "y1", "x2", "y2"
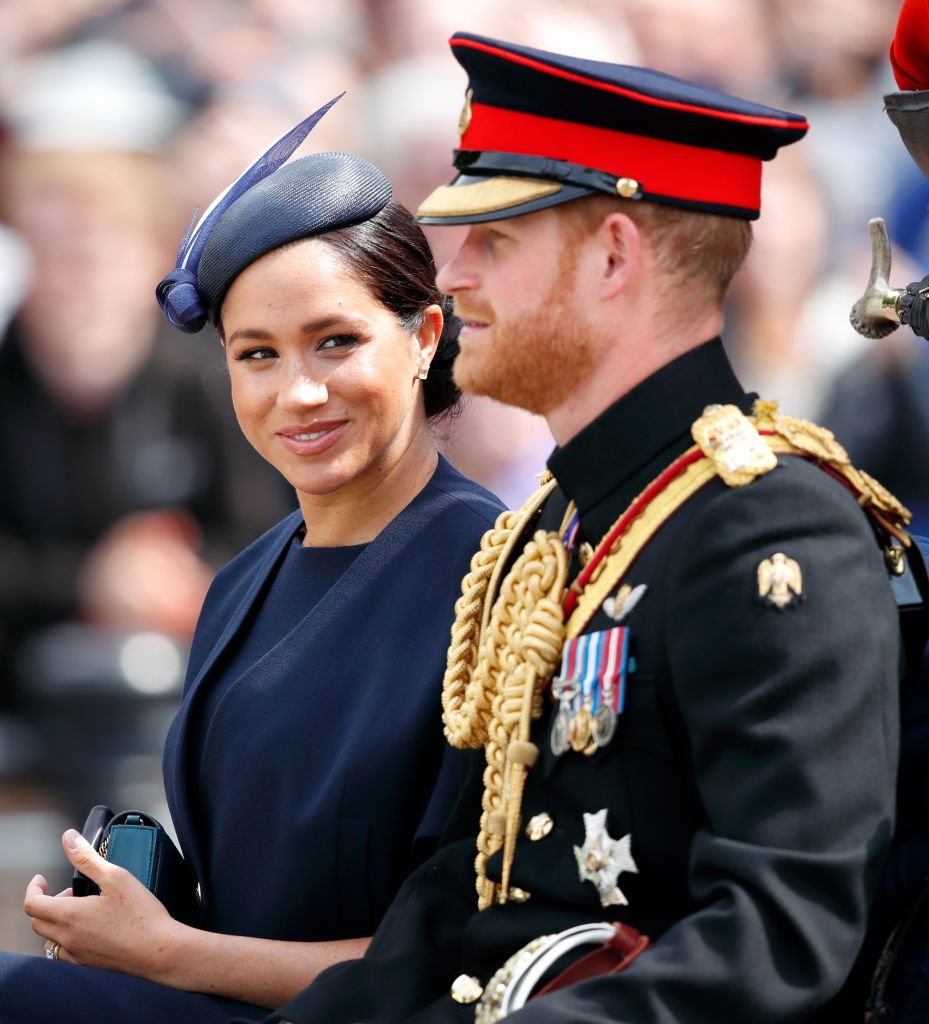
[{"x1": 162, "y1": 927, "x2": 371, "y2": 1008}]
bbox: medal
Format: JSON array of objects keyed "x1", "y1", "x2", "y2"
[
  {"x1": 550, "y1": 626, "x2": 633, "y2": 757},
  {"x1": 592, "y1": 703, "x2": 616, "y2": 748},
  {"x1": 550, "y1": 677, "x2": 577, "y2": 756},
  {"x1": 570, "y1": 704, "x2": 592, "y2": 751}
]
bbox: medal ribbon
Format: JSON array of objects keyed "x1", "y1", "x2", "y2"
[{"x1": 557, "y1": 626, "x2": 631, "y2": 720}]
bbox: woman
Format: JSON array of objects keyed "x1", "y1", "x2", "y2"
[{"x1": 1, "y1": 99, "x2": 503, "y2": 1020}]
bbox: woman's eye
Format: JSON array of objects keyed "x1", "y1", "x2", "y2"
[
  {"x1": 236, "y1": 346, "x2": 276, "y2": 361},
  {"x1": 318, "y1": 333, "x2": 358, "y2": 351}
]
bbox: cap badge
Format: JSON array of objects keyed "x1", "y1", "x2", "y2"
[
  {"x1": 757, "y1": 552, "x2": 803, "y2": 610},
  {"x1": 458, "y1": 87, "x2": 474, "y2": 141},
  {"x1": 574, "y1": 808, "x2": 638, "y2": 907}
]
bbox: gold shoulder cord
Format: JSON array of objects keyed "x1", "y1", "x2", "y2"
[
  {"x1": 441, "y1": 473, "x2": 568, "y2": 909},
  {"x1": 441, "y1": 401, "x2": 912, "y2": 910}
]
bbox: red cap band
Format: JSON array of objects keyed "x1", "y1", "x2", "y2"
[{"x1": 462, "y1": 102, "x2": 762, "y2": 214}]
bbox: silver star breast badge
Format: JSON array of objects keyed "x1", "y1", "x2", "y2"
[{"x1": 573, "y1": 808, "x2": 638, "y2": 907}]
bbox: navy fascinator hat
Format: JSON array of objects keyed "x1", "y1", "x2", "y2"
[{"x1": 156, "y1": 94, "x2": 392, "y2": 333}]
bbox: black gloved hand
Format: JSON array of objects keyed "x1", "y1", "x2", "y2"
[{"x1": 899, "y1": 275, "x2": 929, "y2": 339}]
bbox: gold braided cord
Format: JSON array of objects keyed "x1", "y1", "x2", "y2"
[
  {"x1": 442, "y1": 509, "x2": 525, "y2": 749},
  {"x1": 472, "y1": 530, "x2": 568, "y2": 908},
  {"x1": 442, "y1": 477, "x2": 558, "y2": 749}
]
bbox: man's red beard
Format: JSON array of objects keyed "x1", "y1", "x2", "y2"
[{"x1": 452, "y1": 245, "x2": 599, "y2": 417}]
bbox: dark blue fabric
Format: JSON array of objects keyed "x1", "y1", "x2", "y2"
[
  {"x1": 190, "y1": 538, "x2": 366, "y2": 780},
  {"x1": 172, "y1": 456, "x2": 501, "y2": 942},
  {"x1": 0, "y1": 956, "x2": 256, "y2": 1023},
  {"x1": 0, "y1": 456, "x2": 503, "y2": 1022},
  {"x1": 191, "y1": 538, "x2": 366, "y2": 877},
  {"x1": 196, "y1": 153, "x2": 391, "y2": 318}
]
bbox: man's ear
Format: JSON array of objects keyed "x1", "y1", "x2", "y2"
[{"x1": 597, "y1": 212, "x2": 641, "y2": 299}]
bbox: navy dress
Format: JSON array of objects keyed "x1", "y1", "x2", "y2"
[{"x1": 0, "y1": 457, "x2": 503, "y2": 1022}]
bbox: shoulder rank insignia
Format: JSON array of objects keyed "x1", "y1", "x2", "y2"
[
  {"x1": 691, "y1": 404, "x2": 777, "y2": 487},
  {"x1": 574, "y1": 809, "x2": 638, "y2": 907},
  {"x1": 768, "y1": 411, "x2": 851, "y2": 465},
  {"x1": 757, "y1": 552, "x2": 802, "y2": 610}
]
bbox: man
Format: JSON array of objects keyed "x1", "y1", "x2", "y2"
[{"x1": 246, "y1": 33, "x2": 912, "y2": 1023}]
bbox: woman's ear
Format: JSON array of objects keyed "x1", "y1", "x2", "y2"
[
  {"x1": 414, "y1": 303, "x2": 443, "y2": 371},
  {"x1": 597, "y1": 212, "x2": 641, "y2": 299}
]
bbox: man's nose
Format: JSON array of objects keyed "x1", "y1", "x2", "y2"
[{"x1": 437, "y1": 241, "x2": 479, "y2": 295}]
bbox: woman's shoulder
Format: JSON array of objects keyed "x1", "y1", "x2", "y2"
[
  {"x1": 423, "y1": 455, "x2": 506, "y2": 528},
  {"x1": 200, "y1": 509, "x2": 303, "y2": 609}
]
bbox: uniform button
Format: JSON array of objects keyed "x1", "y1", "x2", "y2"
[
  {"x1": 525, "y1": 812, "x2": 554, "y2": 841},
  {"x1": 508, "y1": 886, "x2": 532, "y2": 902},
  {"x1": 450, "y1": 974, "x2": 483, "y2": 1004}
]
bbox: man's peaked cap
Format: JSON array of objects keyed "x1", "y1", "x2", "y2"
[{"x1": 417, "y1": 32, "x2": 810, "y2": 224}]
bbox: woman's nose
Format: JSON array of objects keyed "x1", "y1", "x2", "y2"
[{"x1": 279, "y1": 371, "x2": 328, "y2": 410}]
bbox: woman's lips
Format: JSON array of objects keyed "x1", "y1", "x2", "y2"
[{"x1": 277, "y1": 420, "x2": 348, "y2": 456}]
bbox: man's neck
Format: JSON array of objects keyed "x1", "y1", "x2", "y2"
[{"x1": 545, "y1": 308, "x2": 725, "y2": 446}]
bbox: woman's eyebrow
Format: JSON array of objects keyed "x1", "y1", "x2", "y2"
[{"x1": 227, "y1": 315, "x2": 368, "y2": 346}]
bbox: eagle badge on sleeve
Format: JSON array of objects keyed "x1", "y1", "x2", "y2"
[{"x1": 757, "y1": 552, "x2": 803, "y2": 610}]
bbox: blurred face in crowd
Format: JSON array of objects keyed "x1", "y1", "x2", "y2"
[
  {"x1": 1, "y1": 151, "x2": 170, "y2": 412},
  {"x1": 436, "y1": 205, "x2": 599, "y2": 417},
  {"x1": 220, "y1": 237, "x2": 440, "y2": 514}
]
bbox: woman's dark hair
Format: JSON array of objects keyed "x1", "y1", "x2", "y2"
[{"x1": 318, "y1": 201, "x2": 462, "y2": 419}]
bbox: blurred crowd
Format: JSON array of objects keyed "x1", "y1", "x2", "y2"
[{"x1": 0, "y1": 0, "x2": 927, "y2": 827}]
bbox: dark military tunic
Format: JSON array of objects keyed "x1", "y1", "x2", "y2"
[{"x1": 259, "y1": 338, "x2": 901, "y2": 1024}]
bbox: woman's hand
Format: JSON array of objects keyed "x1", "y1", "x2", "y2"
[
  {"x1": 24, "y1": 829, "x2": 182, "y2": 982},
  {"x1": 25, "y1": 829, "x2": 371, "y2": 1005}
]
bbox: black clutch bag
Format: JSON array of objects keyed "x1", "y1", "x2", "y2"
[{"x1": 72, "y1": 805, "x2": 200, "y2": 925}]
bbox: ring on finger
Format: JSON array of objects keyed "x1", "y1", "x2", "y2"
[{"x1": 45, "y1": 942, "x2": 60, "y2": 961}]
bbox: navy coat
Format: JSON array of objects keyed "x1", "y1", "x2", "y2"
[{"x1": 0, "y1": 457, "x2": 503, "y2": 1023}]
